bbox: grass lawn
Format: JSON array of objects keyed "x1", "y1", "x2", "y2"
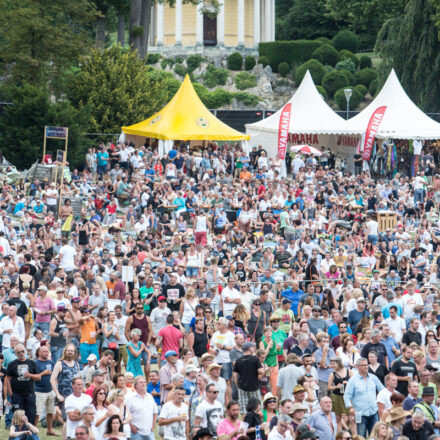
[{"x1": 0, "y1": 425, "x2": 56, "y2": 439}]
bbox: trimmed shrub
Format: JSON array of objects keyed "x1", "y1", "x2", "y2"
[
  {"x1": 355, "y1": 67, "x2": 377, "y2": 87},
  {"x1": 259, "y1": 40, "x2": 322, "y2": 71},
  {"x1": 354, "y1": 84, "x2": 368, "y2": 97},
  {"x1": 205, "y1": 88, "x2": 233, "y2": 108},
  {"x1": 174, "y1": 55, "x2": 184, "y2": 64},
  {"x1": 316, "y1": 37, "x2": 332, "y2": 45},
  {"x1": 227, "y1": 52, "x2": 243, "y2": 70},
  {"x1": 369, "y1": 79, "x2": 379, "y2": 96},
  {"x1": 174, "y1": 64, "x2": 186, "y2": 77},
  {"x1": 278, "y1": 62, "x2": 290, "y2": 77},
  {"x1": 186, "y1": 54, "x2": 204, "y2": 72},
  {"x1": 163, "y1": 77, "x2": 182, "y2": 100},
  {"x1": 160, "y1": 58, "x2": 174, "y2": 69},
  {"x1": 338, "y1": 50, "x2": 360, "y2": 68},
  {"x1": 145, "y1": 53, "x2": 161, "y2": 65},
  {"x1": 245, "y1": 56, "x2": 256, "y2": 71},
  {"x1": 234, "y1": 92, "x2": 259, "y2": 106},
  {"x1": 275, "y1": 78, "x2": 290, "y2": 87},
  {"x1": 332, "y1": 30, "x2": 360, "y2": 53},
  {"x1": 235, "y1": 72, "x2": 257, "y2": 90},
  {"x1": 294, "y1": 59, "x2": 326, "y2": 85},
  {"x1": 334, "y1": 87, "x2": 363, "y2": 110},
  {"x1": 359, "y1": 55, "x2": 373, "y2": 69},
  {"x1": 336, "y1": 59, "x2": 356, "y2": 75},
  {"x1": 324, "y1": 65, "x2": 335, "y2": 73},
  {"x1": 339, "y1": 69, "x2": 355, "y2": 86},
  {"x1": 322, "y1": 70, "x2": 348, "y2": 97},
  {"x1": 316, "y1": 85, "x2": 328, "y2": 101},
  {"x1": 203, "y1": 65, "x2": 228, "y2": 88},
  {"x1": 258, "y1": 56, "x2": 270, "y2": 67},
  {"x1": 311, "y1": 44, "x2": 339, "y2": 66}
]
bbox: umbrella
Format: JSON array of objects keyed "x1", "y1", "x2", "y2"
[{"x1": 291, "y1": 144, "x2": 322, "y2": 156}]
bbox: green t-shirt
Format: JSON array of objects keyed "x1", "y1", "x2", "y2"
[
  {"x1": 139, "y1": 285, "x2": 153, "y2": 311},
  {"x1": 262, "y1": 335, "x2": 278, "y2": 367},
  {"x1": 272, "y1": 329, "x2": 287, "y2": 356}
]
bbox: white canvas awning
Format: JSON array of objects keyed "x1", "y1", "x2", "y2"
[{"x1": 343, "y1": 69, "x2": 440, "y2": 139}]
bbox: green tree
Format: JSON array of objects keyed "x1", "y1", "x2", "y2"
[
  {"x1": 0, "y1": 84, "x2": 91, "y2": 169},
  {"x1": 327, "y1": 0, "x2": 408, "y2": 48},
  {"x1": 66, "y1": 46, "x2": 168, "y2": 133},
  {"x1": 376, "y1": 0, "x2": 440, "y2": 111},
  {"x1": 0, "y1": 0, "x2": 97, "y2": 86},
  {"x1": 277, "y1": 0, "x2": 338, "y2": 40}
]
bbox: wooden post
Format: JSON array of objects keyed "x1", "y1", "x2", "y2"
[
  {"x1": 42, "y1": 125, "x2": 47, "y2": 163},
  {"x1": 57, "y1": 128, "x2": 69, "y2": 218}
]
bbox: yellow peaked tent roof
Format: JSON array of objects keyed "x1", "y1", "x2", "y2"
[{"x1": 122, "y1": 74, "x2": 250, "y2": 141}]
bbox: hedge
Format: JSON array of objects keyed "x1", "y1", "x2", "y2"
[
  {"x1": 259, "y1": 40, "x2": 322, "y2": 71},
  {"x1": 245, "y1": 56, "x2": 256, "y2": 71},
  {"x1": 334, "y1": 87, "x2": 362, "y2": 110},
  {"x1": 145, "y1": 53, "x2": 161, "y2": 65},
  {"x1": 204, "y1": 65, "x2": 229, "y2": 88},
  {"x1": 332, "y1": 30, "x2": 360, "y2": 53},
  {"x1": 258, "y1": 56, "x2": 270, "y2": 67},
  {"x1": 294, "y1": 59, "x2": 326, "y2": 85},
  {"x1": 311, "y1": 44, "x2": 339, "y2": 66},
  {"x1": 359, "y1": 55, "x2": 373, "y2": 69},
  {"x1": 355, "y1": 67, "x2": 377, "y2": 87},
  {"x1": 322, "y1": 70, "x2": 348, "y2": 97},
  {"x1": 174, "y1": 64, "x2": 186, "y2": 77},
  {"x1": 227, "y1": 52, "x2": 243, "y2": 70},
  {"x1": 354, "y1": 84, "x2": 368, "y2": 97},
  {"x1": 186, "y1": 54, "x2": 204, "y2": 72}
]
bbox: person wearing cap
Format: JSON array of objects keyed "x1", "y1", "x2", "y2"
[
  {"x1": 347, "y1": 296, "x2": 370, "y2": 337},
  {"x1": 49, "y1": 304, "x2": 71, "y2": 364},
  {"x1": 160, "y1": 350, "x2": 179, "y2": 404},
  {"x1": 306, "y1": 397, "x2": 337, "y2": 440},
  {"x1": 269, "y1": 315, "x2": 287, "y2": 366},
  {"x1": 33, "y1": 285, "x2": 56, "y2": 339},
  {"x1": 272, "y1": 299, "x2": 295, "y2": 334},
  {"x1": 361, "y1": 328, "x2": 389, "y2": 367},
  {"x1": 344, "y1": 357, "x2": 384, "y2": 437},
  {"x1": 232, "y1": 341, "x2": 263, "y2": 413}
]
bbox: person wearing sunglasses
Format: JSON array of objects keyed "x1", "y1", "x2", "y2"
[
  {"x1": 5, "y1": 343, "x2": 41, "y2": 426},
  {"x1": 193, "y1": 383, "x2": 223, "y2": 437}
]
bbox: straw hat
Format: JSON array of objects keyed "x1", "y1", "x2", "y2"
[{"x1": 386, "y1": 407, "x2": 410, "y2": 423}]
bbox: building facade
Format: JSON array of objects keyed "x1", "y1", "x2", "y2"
[{"x1": 149, "y1": 0, "x2": 275, "y2": 51}]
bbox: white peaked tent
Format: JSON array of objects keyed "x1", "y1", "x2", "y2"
[
  {"x1": 246, "y1": 71, "x2": 360, "y2": 171},
  {"x1": 344, "y1": 69, "x2": 440, "y2": 139}
]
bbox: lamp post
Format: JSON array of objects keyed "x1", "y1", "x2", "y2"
[{"x1": 344, "y1": 88, "x2": 352, "y2": 120}]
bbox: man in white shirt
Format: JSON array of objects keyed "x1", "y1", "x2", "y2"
[
  {"x1": 46, "y1": 183, "x2": 59, "y2": 214},
  {"x1": 114, "y1": 305, "x2": 129, "y2": 372},
  {"x1": 366, "y1": 215, "x2": 379, "y2": 245},
  {"x1": 221, "y1": 278, "x2": 241, "y2": 317},
  {"x1": 377, "y1": 374, "x2": 399, "y2": 419},
  {"x1": 385, "y1": 306, "x2": 406, "y2": 341},
  {"x1": 65, "y1": 378, "x2": 92, "y2": 439},
  {"x1": 292, "y1": 156, "x2": 305, "y2": 177},
  {"x1": 158, "y1": 386, "x2": 188, "y2": 440},
  {"x1": 59, "y1": 238, "x2": 77, "y2": 274},
  {"x1": 126, "y1": 375, "x2": 158, "y2": 439},
  {"x1": 402, "y1": 284, "x2": 423, "y2": 320},
  {"x1": 268, "y1": 414, "x2": 294, "y2": 440},
  {"x1": 0, "y1": 305, "x2": 25, "y2": 349}
]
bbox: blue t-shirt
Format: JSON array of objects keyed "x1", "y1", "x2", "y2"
[
  {"x1": 183, "y1": 378, "x2": 196, "y2": 396},
  {"x1": 281, "y1": 288, "x2": 304, "y2": 315},
  {"x1": 147, "y1": 382, "x2": 161, "y2": 405},
  {"x1": 34, "y1": 359, "x2": 54, "y2": 393},
  {"x1": 97, "y1": 152, "x2": 109, "y2": 166}
]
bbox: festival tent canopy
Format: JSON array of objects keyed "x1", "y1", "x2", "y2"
[
  {"x1": 246, "y1": 70, "x2": 349, "y2": 137},
  {"x1": 343, "y1": 69, "x2": 440, "y2": 139},
  {"x1": 122, "y1": 74, "x2": 249, "y2": 141}
]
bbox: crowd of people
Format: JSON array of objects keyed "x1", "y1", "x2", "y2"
[{"x1": 1, "y1": 140, "x2": 440, "y2": 440}]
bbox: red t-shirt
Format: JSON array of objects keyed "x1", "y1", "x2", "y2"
[{"x1": 158, "y1": 325, "x2": 183, "y2": 360}]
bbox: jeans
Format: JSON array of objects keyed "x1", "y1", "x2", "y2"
[
  {"x1": 220, "y1": 362, "x2": 232, "y2": 380},
  {"x1": 79, "y1": 342, "x2": 99, "y2": 365},
  {"x1": 33, "y1": 321, "x2": 50, "y2": 339},
  {"x1": 51, "y1": 346, "x2": 65, "y2": 364},
  {"x1": 367, "y1": 234, "x2": 378, "y2": 245},
  {"x1": 357, "y1": 413, "x2": 379, "y2": 437},
  {"x1": 131, "y1": 431, "x2": 155, "y2": 440},
  {"x1": 186, "y1": 267, "x2": 199, "y2": 277},
  {"x1": 414, "y1": 188, "x2": 424, "y2": 205}
]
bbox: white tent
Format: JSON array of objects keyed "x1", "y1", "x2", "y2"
[
  {"x1": 246, "y1": 71, "x2": 360, "y2": 171},
  {"x1": 344, "y1": 69, "x2": 440, "y2": 139}
]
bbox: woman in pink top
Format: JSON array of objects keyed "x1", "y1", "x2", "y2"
[{"x1": 33, "y1": 285, "x2": 56, "y2": 338}]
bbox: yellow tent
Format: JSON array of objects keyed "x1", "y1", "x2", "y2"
[{"x1": 122, "y1": 74, "x2": 250, "y2": 141}]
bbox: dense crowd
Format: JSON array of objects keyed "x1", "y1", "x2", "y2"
[{"x1": 1, "y1": 140, "x2": 440, "y2": 440}]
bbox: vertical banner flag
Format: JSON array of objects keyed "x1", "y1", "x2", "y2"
[
  {"x1": 277, "y1": 103, "x2": 292, "y2": 160},
  {"x1": 362, "y1": 106, "x2": 387, "y2": 161}
]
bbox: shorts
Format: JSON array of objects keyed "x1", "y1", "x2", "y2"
[
  {"x1": 36, "y1": 390, "x2": 56, "y2": 416},
  {"x1": 220, "y1": 362, "x2": 232, "y2": 380}
]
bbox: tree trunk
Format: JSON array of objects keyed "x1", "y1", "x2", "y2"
[
  {"x1": 139, "y1": 0, "x2": 152, "y2": 58},
  {"x1": 129, "y1": 0, "x2": 142, "y2": 54},
  {"x1": 118, "y1": 10, "x2": 126, "y2": 46},
  {"x1": 95, "y1": 15, "x2": 107, "y2": 48}
]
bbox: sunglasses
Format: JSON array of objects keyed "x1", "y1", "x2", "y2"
[
  {"x1": 266, "y1": 399, "x2": 277, "y2": 403},
  {"x1": 158, "y1": 300, "x2": 166, "y2": 303},
  {"x1": 205, "y1": 310, "x2": 212, "y2": 314},
  {"x1": 254, "y1": 303, "x2": 261, "y2": 306},
  {"x1": 209, "y1": 391, "x2": 219, "y2": 394}
]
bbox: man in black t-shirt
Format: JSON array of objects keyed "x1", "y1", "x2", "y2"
[
  {"x1": 361, "y1": 329, "x2": 389, "y2": 367},
  {"x1": 391, "y1": 346, "x2": 418, "y2": 396},
  {"x1": 233, "y1": 342, "x2": 263, "y2": 413},
  {"x1": 402, "y1": 318, "x2": 422, "y2": 347},
  {"x1": 162, "y1": 273, "x2": 185, "y2": 312},
  {"x1": 5, "y1": 343, "x2": 41, "y2": 424}
]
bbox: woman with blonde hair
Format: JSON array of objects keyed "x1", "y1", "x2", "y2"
[
  {"x1": 9, "y1": 410, "x2": 40, "y2": 439},
  {"x1": 233, "y1": 304, "x2": 250, "y2": 333},
  {"x1": 107, "y1": 389, "x2": 132, "y2": 437},
  {"x1": 180, "y1": 287, "x2": 199, "y2": 333},
  {"x1": 369, "y1": 421, "x2": 392, "y2": 440}
]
